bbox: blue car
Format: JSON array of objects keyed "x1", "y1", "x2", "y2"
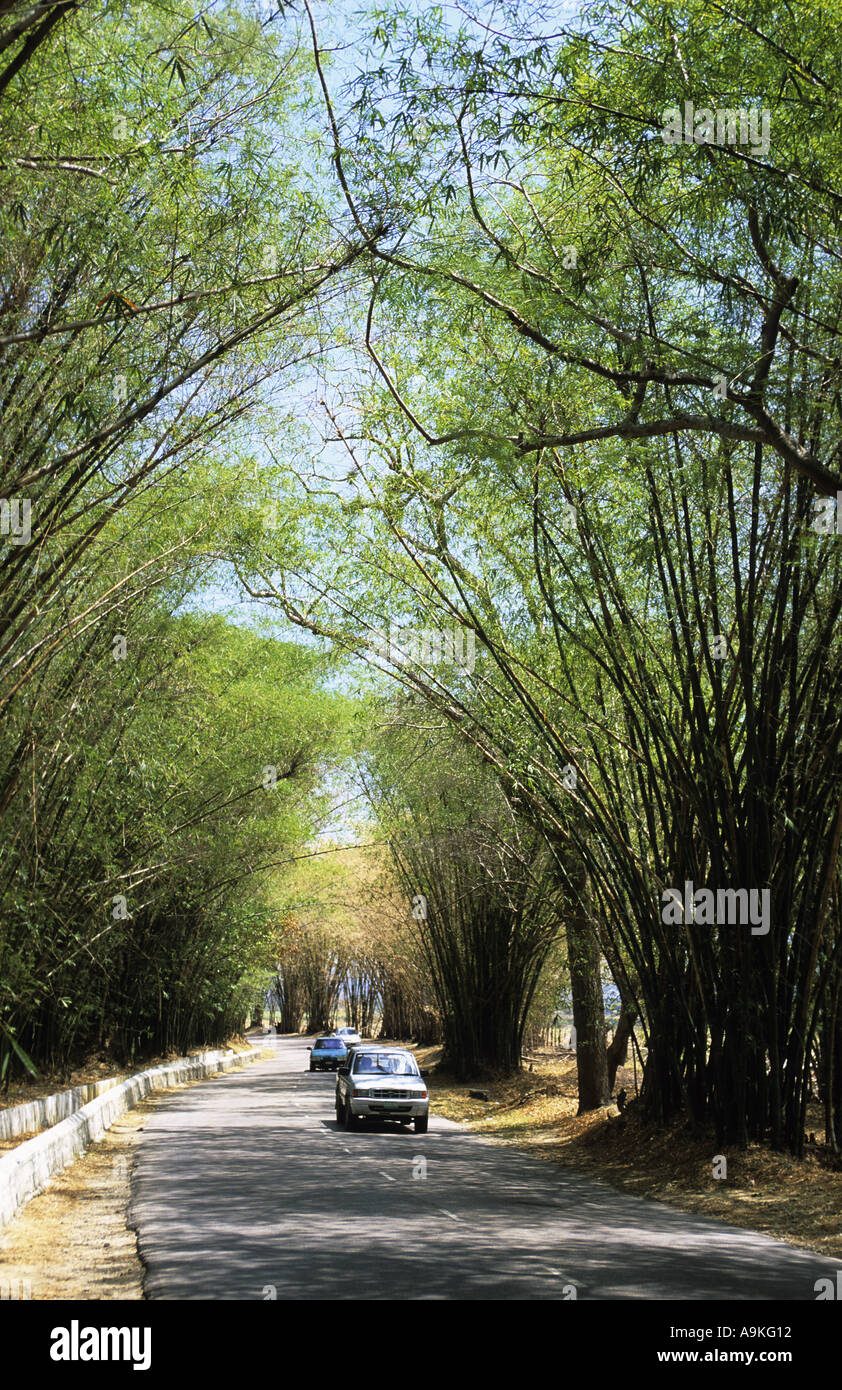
[{"x1": 308, "y1": 1036, "x2": 348, "y2": 1072}]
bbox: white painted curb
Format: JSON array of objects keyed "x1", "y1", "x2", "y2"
[
  {"x1": 0, "y1": 1046, "x2": 262, "y2": 1234},
  {"x1": 0, "y1": 1075, "x2": 124, "y2": 1142}
]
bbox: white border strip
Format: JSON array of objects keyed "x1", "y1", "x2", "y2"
[{"x1": 0, "y1": 1075, "x2": 124, "y2": 1142}]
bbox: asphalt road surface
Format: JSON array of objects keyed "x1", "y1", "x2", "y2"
[{"x1": 129, "y1": 1035, "x2": 839, "y2": 1300}]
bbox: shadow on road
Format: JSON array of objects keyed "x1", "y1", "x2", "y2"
[{"x1": 129, "y1": 1049, "x2": 838, "y2": 1301}]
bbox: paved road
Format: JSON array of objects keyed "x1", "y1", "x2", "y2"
[{"x1": 130, "y1": 1035, "x2": 838, "y2": 1300}]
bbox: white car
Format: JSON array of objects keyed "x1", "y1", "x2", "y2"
[{"x1": 334, "y1": 1026, "x2": 361, "y2": 1045}]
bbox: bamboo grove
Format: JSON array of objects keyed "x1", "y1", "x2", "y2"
[
  {"x1": 0, "y1": 2, "x2": 368, "y2": 1076},
  {"x1": 3, "y1": 0, "x2": 842, "y2": 1161},
  {"x1": 233, "y1": 0, "x2": 842, "y2": 1153}
]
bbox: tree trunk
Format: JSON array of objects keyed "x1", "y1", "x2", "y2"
[
  {"x1": 566, "y1": 859, "x2": 611, "y2": 1112},
  {"x1": 606, "y1": 1005, "x2": 636, "y2": 1091}
]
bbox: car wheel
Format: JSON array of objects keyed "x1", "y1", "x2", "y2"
[
  {"x1": 414, "y1": 1114, "x2": 428, "y2": 1134},
  {"x1": 335, "y1": 1099, "x2": 343, "y2": 1124},
  {"x1": 309, "y1": 1063, "x2": 316, "y2": 1071},
  {"x1": 344, "y1": 1100, "x2": 357, "y2": 1132}
]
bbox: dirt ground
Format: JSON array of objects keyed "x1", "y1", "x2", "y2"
[
  {"x1": 0, "y1": 1039, "x2": 267, "y2": 1301},
  {"x1": 422, "y1": 1045, "x2": 842, "y2": 1262},
  {"x1": 0, "y1": 1101, "x2": 150, "y2": 1300}
]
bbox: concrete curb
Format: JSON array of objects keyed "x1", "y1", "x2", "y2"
[
  {"x1": 0, "y1": 1046, "x2": 262, "y2": 1234},
  {"x1": 0, "y1": 1075, "x2": 124, "y2": 1142}
]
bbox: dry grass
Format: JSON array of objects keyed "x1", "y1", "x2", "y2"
[
  {"x1": 0, "y1": 1055, "x2": 125, "y2": 1112},
  {"x1": 0, "y1": 1102, "x2": 151, "y2": 1299},
  {"x1": 421, "y1": 1046, "x2": 842, "y2": 1261}
]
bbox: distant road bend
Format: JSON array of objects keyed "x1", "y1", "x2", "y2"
[{"x1": 129, "y1": 1036, "x2": 837, "y2": 1300}]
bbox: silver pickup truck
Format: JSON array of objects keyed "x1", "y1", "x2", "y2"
[{"x1": 335, "y1": 1045, "x2": 429, "y2": 1134}]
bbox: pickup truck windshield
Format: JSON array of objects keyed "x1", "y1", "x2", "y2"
[{"x1": 353, "y1": 1053, "x2": 418, "y2": 1075}]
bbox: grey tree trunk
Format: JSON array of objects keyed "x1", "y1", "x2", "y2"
[
  {"x1": 566, "y1": 860, "x2": 612, "y2": 1112},
  {"x1": 606, "y1": 1005, "x2": 637, "y2": 1091}
]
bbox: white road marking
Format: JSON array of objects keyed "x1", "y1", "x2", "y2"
[
  {"x1": 540, "y1": 1267, "x2": 580, "y2": 1287},
  {"x1": 379, "y1": 1170, "x2": 396, "y2": 1181}
]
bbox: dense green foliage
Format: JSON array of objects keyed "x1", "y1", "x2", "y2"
[
  {"x1": 236, "y1": 0, "x2": 842, "y2": 1147},
  {"x1": 357, "y1": 702, "x2": 566, "y2": 1076},
  {"x1": 4, "y1": 1, "x2": 842, "y2": 1162},
  {"x1": 0, "y1": 0, "x2": 365, "y2": 1077},
  {"x1": 0, "y1": 604, "x2": 341, "y2": 1069}
]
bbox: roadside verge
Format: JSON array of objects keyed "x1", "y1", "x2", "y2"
[{"x1": 0, "y1": 1046, "x2": 261, "y2": 1235}]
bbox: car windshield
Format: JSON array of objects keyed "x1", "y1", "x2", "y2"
[
  {"x1": 316, "y1": 1039, "x2": 344, "y2": 1049},
  {"x1": 353, "y1": 1052, "x2": 418, "y2": 1076}
]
